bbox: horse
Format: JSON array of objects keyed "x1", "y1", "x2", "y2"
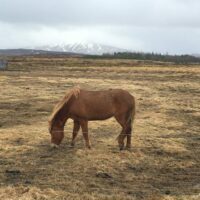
[{"x1": 48, "y1": 86, "x2": 135, "y2": 150}]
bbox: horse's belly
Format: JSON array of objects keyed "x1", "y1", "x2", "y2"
[
  {"x1": 86, "y1": 102, "x2": 114, "y2": 120},
  {"x1": 87, "y1": 113, "x2": 113, "y2": 121}
]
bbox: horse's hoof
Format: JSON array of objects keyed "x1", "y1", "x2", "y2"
[
  {"x1": 125, "y1": 147, "x2": 131, "y2": 151},
  {"x1": 70, "y1": 142, "x2": 75, "y2": 147},
  {"x1": 119, "y1": 147, "x2": 124, "y2": 151},
  {"x1": 86, "y1": 145, "x2": 91, "y2": 149},
  {"x1": 50, "y1": 143, "x2": 59, "y2": 149}
]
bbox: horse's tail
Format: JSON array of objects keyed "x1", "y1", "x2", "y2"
[{"x1": 115, "y1": 96, "x2": 135, "y2": 141}]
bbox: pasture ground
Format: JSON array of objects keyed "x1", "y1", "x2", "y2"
[{"x1": 0, "y1": 56, "x2": 199, "y2": 200}]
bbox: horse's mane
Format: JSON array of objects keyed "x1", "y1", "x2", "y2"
[{"x1": 48, "y1": 86, "x2": 80, "y2": 131}]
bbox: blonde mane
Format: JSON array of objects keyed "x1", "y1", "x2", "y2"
[{"x1": 48, "y1": 86, "x2": 80, "y2": 131}]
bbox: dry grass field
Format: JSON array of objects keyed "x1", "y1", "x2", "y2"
[{"x1": 0, "y1": 56, "x2": 199, "y2": 200}]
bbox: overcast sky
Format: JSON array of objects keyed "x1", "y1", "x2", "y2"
[{"x1": 0, "y1": 0, "x2": 200, "y2": 54}]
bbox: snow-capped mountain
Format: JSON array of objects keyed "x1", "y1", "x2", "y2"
[{"x1": 34, "y1": 42, "x2": 127, "y2": 55}]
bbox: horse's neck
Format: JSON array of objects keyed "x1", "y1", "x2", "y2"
[
  {"x1": 52, "y1": 92, "x2": 75, "y2": 129},
  {"x1": 52, "y1": 116, "x2": 68, "y2": 131}
]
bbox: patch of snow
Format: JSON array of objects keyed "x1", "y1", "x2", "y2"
[{"x1": 33, "y1": 42, "x2": 127, "y2": 55}]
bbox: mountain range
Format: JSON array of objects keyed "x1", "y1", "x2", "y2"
[
  {"x1": 0, "y1": 49, "x2": 80, "y2": 56},
  {"x1": 33, "y1": 42, "x2": 127, "y2": 55},
  {"x1": 1, "y1": 43, "x2": 199, "y2": 57},
  {"x1": 0, "y1": 43, "x2": 127, "y2": 56}
]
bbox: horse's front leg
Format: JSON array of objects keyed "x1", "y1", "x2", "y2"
[
  {"x1": 80, "y1": 120, "x2": 91, "y2": 149},
  {"x1": 71, "y1": 120, "x2": 80, "y2": 147}
]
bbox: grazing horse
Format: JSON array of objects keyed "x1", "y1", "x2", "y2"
[{"x1": 48, "y1": 87, "x2": 135, "y2": 150}]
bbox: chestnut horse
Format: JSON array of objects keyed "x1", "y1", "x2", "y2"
[{"x1": 48, "y1": 87, "x2": 135, "y2": 150}]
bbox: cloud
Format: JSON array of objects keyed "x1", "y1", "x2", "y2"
[
  {"x1": 0, "y1": 0, "x2": 200, "y2": 53},
  {"x1": 1, "y1": 0, "x2": 200, "y2": 27}
]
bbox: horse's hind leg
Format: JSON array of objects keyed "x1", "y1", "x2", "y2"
[
  {"x1": 126, "y1": 124, "x2": 132, "y2": 149},
  {"x1": 118, "y1": 128, "x2": 126, "y2": 150},
  {"x1": 115, "y1": 115, "x2": 127, "y2": 150},
  {"x1": 126, "y1": 109, "x2": 134, "y2": 149},
  {"x1": 80, "y1": 120, "x2": 91, "y2": 149},
  {"x1": 71, "y1": 120, "x2": 80, "y2": 147}
]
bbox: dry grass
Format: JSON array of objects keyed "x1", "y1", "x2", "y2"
[{"x1": 0, "y1": 56, "x2": 199, "y2": 200}]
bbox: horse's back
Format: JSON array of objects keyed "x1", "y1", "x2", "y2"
[
  {"x1": 79, "y1": 89, "x2": 134, "y2": 106},
  {"x1": 68, "y1": 89, "x2": 134, "y2": 120}
]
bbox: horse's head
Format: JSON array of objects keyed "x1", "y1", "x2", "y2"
[
  {"x1": 48, "y1": 87, "x2": 79, "y2": 147},
  {"x1": 48, "y1": 120, "x2": 64, "y2": 147}
]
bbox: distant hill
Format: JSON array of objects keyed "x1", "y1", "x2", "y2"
[
  {"x1": 86, "y1": 52, "x2": 200, "y2": 64},
  {"x1": 192, "y1": 54, "x2": 200, "y2": 58},
  {"x1": 0, "y1": 43, "x2": 126, "y2": 56},
  {"x1": 0, "y1": 49, "x2": 82, "y2": 56}
]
